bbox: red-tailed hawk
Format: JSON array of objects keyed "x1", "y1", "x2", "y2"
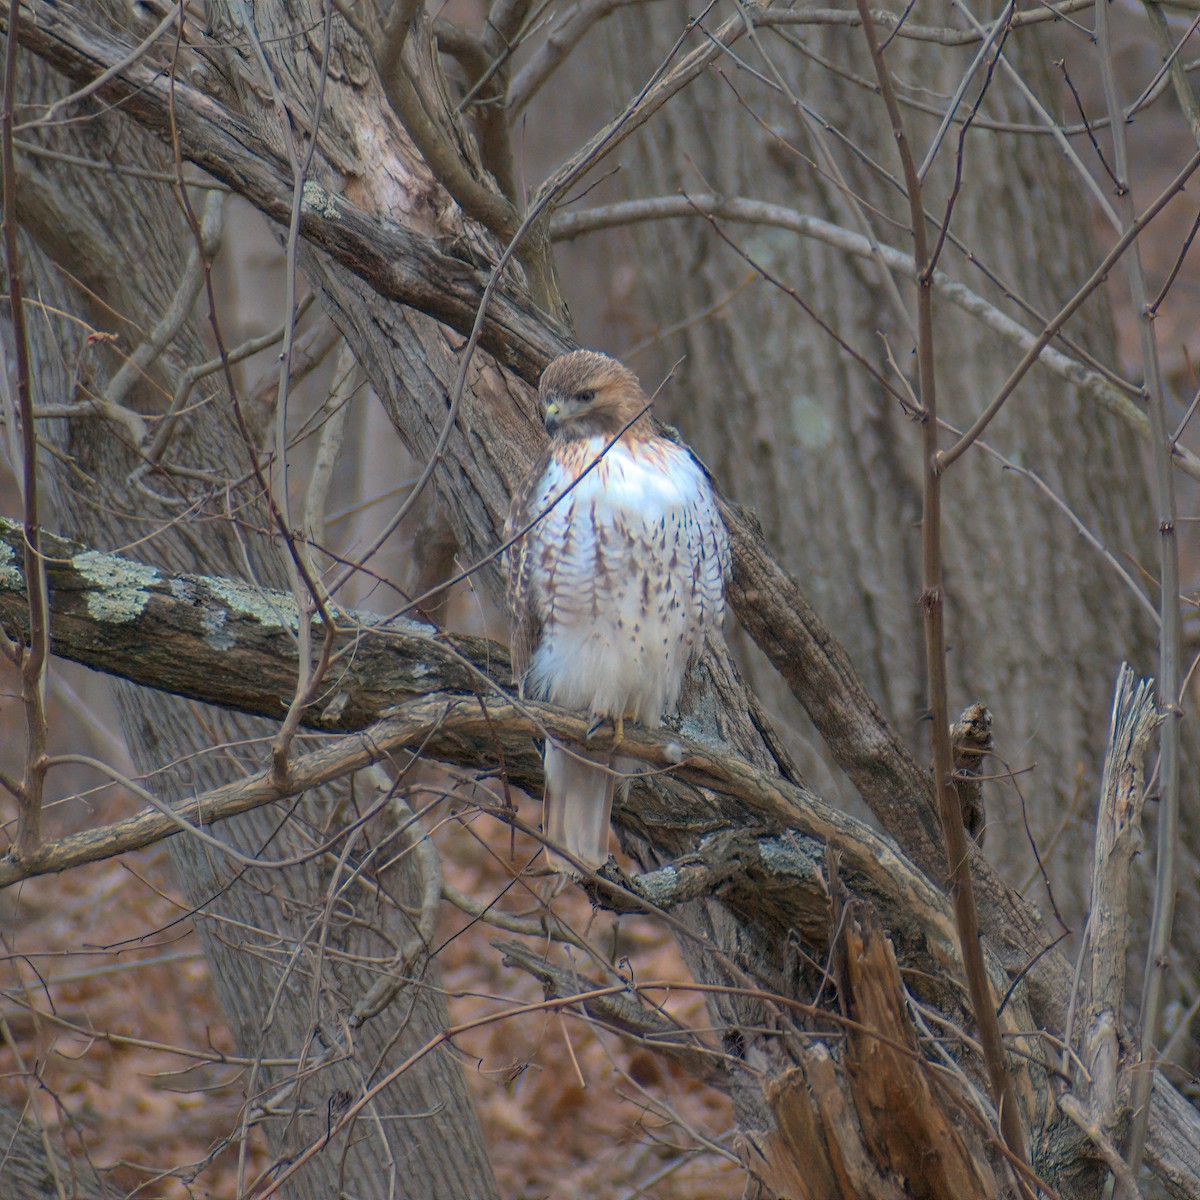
[{"x1": 504, "y1": 350, "x2": 731, "y2": 872}]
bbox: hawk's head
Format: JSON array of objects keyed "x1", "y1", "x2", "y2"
[{"x1": 538, "y1": 350, "x2": 651, "y2": 440}]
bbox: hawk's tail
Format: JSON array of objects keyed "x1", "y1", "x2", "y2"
[{"x1": 542, "y1": 743, "x2": 625, "y2": 874}]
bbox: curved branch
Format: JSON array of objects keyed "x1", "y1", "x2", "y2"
[
  {"x1": 0, "y1": 683, "x2": 986, "y2": 1033},
  {"x1": 378, "y1": 11, "x2": 521, "y2": 243},
  {"x1": 0, "y1": 0, "x2": 1072, "y2": 1018},
  {"x1": 0, "y1": 0, "x2": 570, "y2": 375},
  {"x1": 1, "y1": 527, "x2": 1199, "y2": 1190},
  {"x1": 551, "y1": 194, "x2": 1200, "y2": 482}
]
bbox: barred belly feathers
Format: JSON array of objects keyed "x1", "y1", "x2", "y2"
[{"x1": 504, "y1": 351, "x2": 730, "y2": 873}]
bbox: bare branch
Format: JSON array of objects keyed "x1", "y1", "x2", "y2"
[
  {"x1": 1072, "y1": 668, "x2": 1159, "y2": 1168},
  {"x1": 1138, "y1": 3, "x2": 1200, "y2": 148},
  {"x1": 301, "y1": 339, "x2": 358, "y2": 553},
  {"x1": 1061, "y1": 1093, "x2": 1145, "y2": 1200},
  {"x1": 378, "y1": 4, "x2": 521, "y2": 243},
  {"x1": 508, "y1": 0, "x2": 654, "y2": 114},
  {"x1": 103, "y1": 188, "x2": 223, "y2": 418},
  {"x1": 855, "y1": 0, "x2": 1030, "y2": 1174},
  {"x1": 530, "y1": 6, "x2": 750, "y2": 214},
  {"x1": 552, "y1": 193, "x2": 1200, "y2": 482},
  {"x1": 754, "y1": 0, "x2": 1096, "y2": 46},
  {"x1": 497, "y1": 938, "x2": 736, "y2": 1086},
  {"x1": 938, "y1": 145, "x2": 1200, "y2": 473},
  {"x1": 1093, "y1": 0, "x2": 1186, "y2": 1181},
  {"x1": 13, "y1": 1, "x2": 178, "y2": 132}
]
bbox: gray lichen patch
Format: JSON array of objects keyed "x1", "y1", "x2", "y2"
[
  {"x1": 370, "y1": 610, "x2": 438, "y2": 636},
  {"x1": 302, "y1": 180, "x2": 340, "y2": 220},
  {"x1": 757, "y1": 836, "x2": 823, "y2": 884},
  {"x1": 0, "y1": 538, "x2": 21, "y2": 592},
  {"x1": 74, "y1": 550, "x2": 161, "y2": 624},
  {"x1": 633, "y1": 864, "x2": 680, "y2": 908},
  {"x1": 169, "y1": 578, "x2": 238, "y2": 650},
  {"x1": 168, "y1": 577, "x2": 198, "y2": 605},
  {"x1": 201, "y1": 605, "x2": 236, "y2": 651},
  {"x1": 206, "y1": 577, "x2": 302, "y2": 631}
]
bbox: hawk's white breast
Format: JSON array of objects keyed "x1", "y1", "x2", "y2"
[{"x1": 522, "y1": 436, "x2": 730, "y2": 726}]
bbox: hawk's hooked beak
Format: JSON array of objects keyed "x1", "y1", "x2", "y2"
[{"x1": 543, "y1": 399, "x2": 562, "y2": 435}]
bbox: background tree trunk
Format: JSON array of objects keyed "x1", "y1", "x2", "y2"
[{"x1": 2, "y1": 9, "x2": 499, "y2": 1196}]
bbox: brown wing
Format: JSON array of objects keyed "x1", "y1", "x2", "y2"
[{"x1": 502, "y1": 446, "x2": 554, "y2": 690}]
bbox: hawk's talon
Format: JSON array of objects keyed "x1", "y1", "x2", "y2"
[{"x1": 584, "y1": 712, "x2": 628, "y2": 744}]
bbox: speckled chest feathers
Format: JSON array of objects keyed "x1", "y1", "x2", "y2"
[{"x1": 511, "y1": 434, "x2": 730, "y2": 726}]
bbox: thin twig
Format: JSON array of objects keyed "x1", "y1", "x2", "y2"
[
  {"x1": 14, "y1": 3, "x2": 178, "y2": 132},
  {"x1": 239, "y1": 0, "x2": 338, "y2": 779},
  {"x1": 302, "y1": 339, "x2": 357, "y2": 555},
  {"x1": 925, "y1": 17, "x2": 1010, "y2": 275},
  {"x1": 1149, "y1": 208, "x2": 1200, "y2": 316},
  {"x1": 938, "y1": 145, "x2": 1200, "y2": 472},
  {"x1": 1139, "y1": 3, "x2": 1200, "y2": 148},
  {"x1": 754, "y1": 0, "x2": 1096, "y2": 46},
  {"x1": 773, "y1": 21, "x2": 1169, "y2": 140},
  {"x1": 508, "y1": 0, "x2": 651, "y2": 114},
  {"x1": 1055, "y1": 58, "x2": 1123, "y2": 195},
  {"x1": 949, "y1": 0, "x2": 1123, "y2": 235},
  {"x1": 730, "y1": 0, "x2": 915, "y2": 341},
  {"x1": 854, "y1": 0, "x2": 1031, "y2": 1177},
  {"x1": 136, "y1": 294, "x2": 318, "y2": 475},
  {"x1": 915, "y1": 0, "x2": 1013, "y2": 181},
  {"x1": 102, "y1": 187, "x2": 224, "y2": 420},
  {"x1": 1095, "y1": 0, "x2": 1185, "y2": 1183},
  {"x1": 552, "y1": 192, "x2": 1200, "y2": 478}
]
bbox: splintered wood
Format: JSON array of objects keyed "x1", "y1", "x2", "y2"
[{"x1": 758, "y1": 911, "x2": 998, "y2": 1199}]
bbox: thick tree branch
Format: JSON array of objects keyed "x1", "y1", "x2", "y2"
[
  {"x1": 0, "y1": 659, "x2": 1026, "y2": 1078},
  {"x1": 0, "y1": 0, "x2": 953, "y2": 898},
  {"x1": 4, "y1": 11, "x2": 1200, "y2": 1189},
  {"x1": 378, "y1": 9, "x2": 520, "y2": 243},
  {"x1": 0, "y1": 519, "x2": 510, "y2": 730},
  {"x1": 0, "y1": 2, "x2": 965, "y2": 871},
  {"x1": 0, "y1": 1, "x2": 569, "y2": 376}
]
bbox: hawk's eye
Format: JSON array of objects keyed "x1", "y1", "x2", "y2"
[{"x1": 575, "y1": 388, "x2": 595, "y2": 404}]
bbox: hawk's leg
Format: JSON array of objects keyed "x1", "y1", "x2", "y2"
[{"x1": 586, "y1": 712, "x2": 630, "y2": 745}]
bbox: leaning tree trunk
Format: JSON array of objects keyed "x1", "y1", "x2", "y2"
[
  {"x1": 2, "y1": 9, "x2": 498, "y2": 1198},
  {"x1": 608, "y1": 7, "x2": 1161, "y2": 930}
]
